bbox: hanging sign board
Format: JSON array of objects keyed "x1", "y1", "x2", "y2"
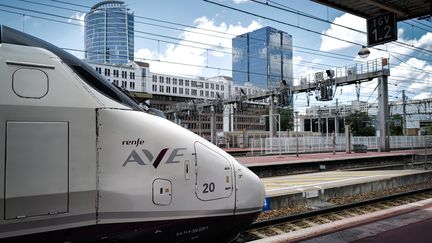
[{"x1": 367, "y1": 12, "x2": 397, "y2": 47}]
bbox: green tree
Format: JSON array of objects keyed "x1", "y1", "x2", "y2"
[
  {"x1": 389, "y1": 114, "x2": 404, "y2": 135},
  {"x1": 279, "y1": 108, "x2": 293, "y2": 131},
  {"x1": 426, "y1": 124, "x2": 432, "y2": 135},
  {"x1": 345, "y1": 111, "x2": 376, "y2": 136}
]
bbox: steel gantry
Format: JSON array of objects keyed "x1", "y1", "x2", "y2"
[{"x1": 166, "y1": 58, "x2": 390, "y2": 151}]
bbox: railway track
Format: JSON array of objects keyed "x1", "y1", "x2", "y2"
[{"x1": 237, "y1": 187, "x2": 432, "y2": 242}]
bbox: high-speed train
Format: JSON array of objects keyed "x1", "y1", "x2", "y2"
[{"x1": 0, "y1": 25, "x2": 265, "y2": 242}]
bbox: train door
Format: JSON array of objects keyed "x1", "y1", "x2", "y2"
[
  {"x1": 194, "y1": 142, "x2": 233, "y2": 201},
  {"x1": 4, "y1": 121, "x2": 69, "y2": 219}
]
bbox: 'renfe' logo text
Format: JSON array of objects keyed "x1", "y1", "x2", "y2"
[{"x1": 122, "y1": 138, "x2": 145, "y2": 147}]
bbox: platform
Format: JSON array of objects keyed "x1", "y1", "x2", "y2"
[
  {"x1": 262, "y1": 169, "x2": 432, "y2": 209},
  {"x1": 236, "y1": 150, "x2": 432, "y2": 177}
]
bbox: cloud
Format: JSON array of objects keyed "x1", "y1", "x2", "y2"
[
  {"x1": 135, "y1": 16, "x2": 262, "y2": 76},
  {"x1": 320, "y1": 13, "x2": 366, "y2": 52},
  {"x1": 68, "y1": 12, "x2": 86, "y2": 31},
  {"x1": 233, "y1": 0, "x2": 249, "y2": 4},
  {"x1": 317, "y1": 18, "x2": 432, "y2": 102},
  {"x1": 413, "y1": 92, "x2": 432, "y2": 100}
]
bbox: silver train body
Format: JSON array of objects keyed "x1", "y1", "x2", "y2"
[{"x1": 0, "y1": 26, "x2": 265, "y2": 242}]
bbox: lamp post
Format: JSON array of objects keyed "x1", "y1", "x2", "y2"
[
  {"x1": 262, "y1": 114, "x2": 281, "y2": 156},
  {"x1": 295, "y1": 111, "x2": 299, "y2": 157}
]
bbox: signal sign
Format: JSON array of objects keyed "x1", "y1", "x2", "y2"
[{"x1": 367, "y1": 12, "x2": 397, "y2": 47}]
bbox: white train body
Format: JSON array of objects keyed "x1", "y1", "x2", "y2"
[{"x1": 0, "y1": 26, "x2": 265, "y2": 242}]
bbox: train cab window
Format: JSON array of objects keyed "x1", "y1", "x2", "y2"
[{"x1": 12, "y1": 68, "x2": 48, "y2": 99}]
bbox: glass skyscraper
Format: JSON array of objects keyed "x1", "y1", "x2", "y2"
[
  {"x1": 85, "y1": 1, "x2": 134, "y2": 65},
  {"x1": 232, "y1": 27, "x2": 293, "y2": 90}
]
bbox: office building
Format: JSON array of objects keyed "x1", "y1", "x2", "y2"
[
  {"x1": 88, "y1": 61, "x2": 267, "y2": 138},
  {"x1": 85, "y1": 1, "x2": 134, "y2": 65},
  {"x1": 232, "y1": 26, "x2": 293, "y2": 90}
]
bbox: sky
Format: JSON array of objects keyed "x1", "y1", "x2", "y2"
[{"x1": 1, "y1": 0, "x2": 431, "y2": 112}]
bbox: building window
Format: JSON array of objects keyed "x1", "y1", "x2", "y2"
[
  {"x1": 129, "y1": 72, "x2": 135, "y2": 80},
  {"x1": 191, "y1": 81, "x2": 197, "y2": 87},
  {"x1": 211, "y1": 83, "x2": 214, "y2": 89},
  {"x1": 211, "y1": 91, "x2": 214, "y2": 97},
  {"x1": 121, "y1": 81, "x2": 127, "y2": 88},
  {"x1": 199, "y1": 90, "x2": 204, "y2": 96},
  {"x1": 159, "y1": 76, "x2": 164, "y2": 83},
  {"x1": 179, "y1": 88, "x2": 183, "y2": 94},
  {"x1": 166, "y1": 86, "x2": 171, "y2": 93},
  {"x1": 152, "y1": 75, "x2": 157, "y2": 82},
  {"x1": 216, "y1": 84, "x2": 219, "y2": 90},
  {"x1": 179, "y1": 79, "x2": 184, "y2": 85},
  {"x1": 104, "y1": 68, "x2": 111, "y2": 76},
  {"x1": 122, "y1": 71, "x2": 127, "y2": 78},
  {"x1": 152, "y1": 84, "x2": 157, "y2": 92},
  {"x1": 129, "y1": 82, "x2": 135, "y2": 89},
  {"x1": 205, "y1": 83, "x2": 209, "y2": 89},
  {"x1": 173, "y1": 87, "x2": 177, "y2": 94},
  {"x1": 166, "y1": 77, "x2": 171, "y2": 84},
  {"x1": 205, "y1": 91, "x2": 209, "y2": 97},
  {"x1": 185, "y1": 80, "x2": 189, "y2": 86},
  {"x1": 191, "y1": 89, "x2": 197, "y2": 96},
  {"x1": 95, "y1": 67, "x2": 101, "y2": 74},
  {"x1": 113, "y1": 80, "x2": 119, "y2": 85},
  {"x1": 113, "y1": 70, "x2": 119, "y2": 77},
  {"x1": 173, "y1": 78, "x2": 177, "y2": 85},
  {"x1": 185, "y1": 88, "x2": 189, "y2": 95},
  {"x1": 159, "y1": 85, "x2": 164, "y2": 92},
  {"x1": 221, "y1": 85, "x2": 224, "y2": 91}
]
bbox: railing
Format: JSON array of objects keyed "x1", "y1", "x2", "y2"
[{"x1": 253, "y1": 135, "x2": 432, "y2": 155}]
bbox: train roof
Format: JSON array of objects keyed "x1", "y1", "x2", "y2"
[{"x1": 0, "y1": 25, "x2": 143, "y2": 111}]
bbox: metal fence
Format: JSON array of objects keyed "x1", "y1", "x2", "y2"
[{"x1": 245, "y1": 135, "x2": 432, "y2": 156}]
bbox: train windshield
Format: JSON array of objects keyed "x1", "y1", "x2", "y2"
[{"x1": 0, "y1": 25, "x2": 143, "y2": 111}]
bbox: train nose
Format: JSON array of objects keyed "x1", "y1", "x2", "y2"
[{"x1": 234, "y1": 163, "x2": 265, "y2": 219}]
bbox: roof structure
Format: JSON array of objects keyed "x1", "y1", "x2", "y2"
[{"x1": 311, "y1": 0, "x2": 432, "y2": 21}]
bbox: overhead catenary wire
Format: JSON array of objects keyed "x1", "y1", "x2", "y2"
[
  {"x1": 1, "y1": 4, "x2": 430, "y2": 85},
  {"x1": 2, "y1": 0, "x2": 431, "y2": 100},
  {"x1": 7, "y1": 0, "x2": 432, "y2": 65}
]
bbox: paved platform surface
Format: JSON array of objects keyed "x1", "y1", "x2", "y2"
[
  {"x1": 262, "y1": 170, "x2": 428, "y2": 197},
  {"x1": 251, "y1": 198, "x2": 432, "y2": 242},
  {"x1": 305, "y1": 200, "x2": 432, "y2": 243},
  {"x1": 235, "y1": 150, "x2": 424, "y2": 167}
]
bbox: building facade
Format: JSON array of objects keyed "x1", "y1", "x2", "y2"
[
  {"x1": 85, "y1": 1, "x2": 134, "y2": 65},
  {"x1": 87, "y1": 61, "x2": 148, "y2": 92},
  {"x1": 232, "y1": 26, "x2": 293, "y2": 90},
  {"x1": 87, "y1": 61, "x2": 267, "y2": 139},
  {"x1": 301, "y1": 101, "x2": 371, "y2": 134}
]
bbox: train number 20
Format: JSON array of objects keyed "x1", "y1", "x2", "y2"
[{"x1": 203, "y1": 182, "x2": 215, "y2": 193}]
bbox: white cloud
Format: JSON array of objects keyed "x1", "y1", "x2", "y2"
[
  {"x1": 135, "y1": 16, "x2": 262, "y2": 76},
  {"x1": 233, "y1": 0, "x2": 249, "y2": 4},
  {"x1": 320, "y1": 13, "x2": 366, "y2": 52},
  {"x1": 318, "y1": 21, "x2": 432, "y2": 102},
  {"x1": 413, "y1": 92, "x2": 432, "y2": 100},
  {"x1": 69, "y1": 12, "x2": 86, "y2": 31}
]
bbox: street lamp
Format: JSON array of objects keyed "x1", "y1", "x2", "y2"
[{"x1": 358, "y1": 46, "x2": 370, "y2": 58}]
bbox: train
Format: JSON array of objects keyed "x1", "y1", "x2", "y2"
[{"x1": 0, "y1": 25, "x2": 265, "y2": 242}]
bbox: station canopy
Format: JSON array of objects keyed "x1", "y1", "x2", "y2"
[{"x1": 311, "y1": 0, "x2": 432, "y2": 21}]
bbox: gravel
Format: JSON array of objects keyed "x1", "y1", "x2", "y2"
[{"x1": 256, "y1": 180, "x2": 432, "y2": 222}]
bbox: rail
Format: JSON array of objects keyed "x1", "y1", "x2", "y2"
[{"x1": 239, "y1": 187, "x2": 432, "y2": 242}]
